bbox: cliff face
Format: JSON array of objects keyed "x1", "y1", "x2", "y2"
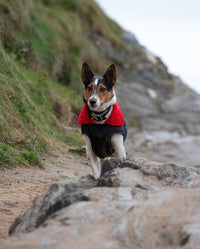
[{"x1": 90, "y1": 30, "x2": 200, "y2": 166}]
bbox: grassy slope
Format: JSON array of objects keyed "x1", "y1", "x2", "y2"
[
  {"x1": 0, "y1": 48, "x2": 83, "y2": 167},
  {"x1": 0, "y1": 0, "x2": 124, "y2": 168},
  {"x1": 0, "y1": 0, "x2": 123, "y2": 91}
]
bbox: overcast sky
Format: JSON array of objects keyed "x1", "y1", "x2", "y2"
[{"x1": 95, "y1": 0, "x2": 200, "y2": 93}]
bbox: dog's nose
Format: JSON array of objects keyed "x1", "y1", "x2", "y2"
[{"x1": 89, "y1": 97, "x2": 97, "y2": 106}]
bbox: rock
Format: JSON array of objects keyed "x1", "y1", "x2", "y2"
[
  {"x1": 9, "y1": 175, "x2": 97, "y2": 235},
  {"x1": 2, "y1": 158, "x2": 200, "y2": 248},
  {"x1": 161, "y1": 94, "x2": 200, "y2": 114},
  {"x1": 116, "y1": 82, "x2": 160, "y2": 119},
  {"x1": 115, "y1": 80, "x2": 200, "y2": 166},
  {"x1": 111, "y1": 188, "x2": 200, "y2": 249},
  {"x1": 126, "y1": 130, "x2": 200, "y2": 167},
  {"x1": 99, "y1": 158, "x2": 200, "y2": 188},
  {"x1": 121, "y1": 31, "x2": 139, "y2": 45},
  {"x1": 100, "y1": 157, "x2": 139, "y2": 177}
]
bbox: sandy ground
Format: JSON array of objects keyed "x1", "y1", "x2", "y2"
[{"x1": 0, "y1": 149, "x2": 91, "y2": 241}]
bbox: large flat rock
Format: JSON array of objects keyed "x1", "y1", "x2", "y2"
[{"x1": 2, "y1": 158, "x2": 200, "y2": 249}]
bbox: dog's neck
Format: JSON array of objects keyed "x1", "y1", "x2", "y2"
[
  {"x1": 85, "y1": 95, "x2": 116, "y2": 124},
  {"x1": 88, "y1": 105, "x2": 113, "y2": 124}
]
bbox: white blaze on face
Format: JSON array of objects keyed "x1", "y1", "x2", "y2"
[
  {"x1": 88, "y1": 78, "x2": 101, "y2": 109},
  {"x1": 87, "y1": 78, "x2": 116, "y2": 112}
]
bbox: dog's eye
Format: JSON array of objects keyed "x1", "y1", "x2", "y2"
[
  {"x1": 87, "y1": 86, "x2": 93, "y2": 91},
  {"x1": 99, "y1": 87, "x2": 106, "y2": 93}
]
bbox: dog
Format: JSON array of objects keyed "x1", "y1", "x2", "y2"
[{"x1": 78, "y1": 63, "x2": 127, "y2": 179}]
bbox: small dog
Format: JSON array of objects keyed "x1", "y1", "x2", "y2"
[{"x1": 78, "y1": 63, "x2": 127, "y2": 178}]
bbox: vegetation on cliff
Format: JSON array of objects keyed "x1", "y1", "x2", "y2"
[
  {"x1": 0, "y1": 0, "x2": 123, "y2": 90},
  {"x1": 0, "y1": 0, "x2": 123, "y2": 167}
]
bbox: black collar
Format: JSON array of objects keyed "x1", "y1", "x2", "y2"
[
  {"x1": 83, "y1": 96, "x2": 113, "y2": 123},
  {"x1": 88, "y1": 105, "x2": 112, "y2": 123}
]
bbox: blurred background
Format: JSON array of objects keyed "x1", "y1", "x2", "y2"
[
  {"x1": 95, "y1": 0, "x2": 200, "y2": 94},
  {"x1": 0, "y1": 0, "x2": 200, "y2": 169}
]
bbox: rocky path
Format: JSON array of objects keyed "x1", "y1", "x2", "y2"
[
  {"x1": 0, "y1": 149, "x2": 91, "y2": 241},
  {"x1": 2, "y1": 157, "x2": 200, "y2": 249}
]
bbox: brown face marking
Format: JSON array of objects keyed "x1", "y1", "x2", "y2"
[
  {"x1": 84, "y1": 79, "x2": 114, "y2": 106},
  {"x1": 96, "y1": 83, "x2": 114, "y2": 103},
  {"x1": 84, "y1": 82, "x2": 95, "y2": 101}
]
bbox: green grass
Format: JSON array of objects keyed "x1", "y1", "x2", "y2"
[
  {"x1": 0, "y1": 143, "x2": 38, "y2": 168},
  {"x1": 0, "y1": 0, "x2": 125, "y2": 91},
  {"x1": 0, "y1": 48, "x2": 83, "y2": 168}
]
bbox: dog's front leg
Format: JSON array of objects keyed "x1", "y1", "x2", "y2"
[
  {"x1": 111, "y1": 134, "x2": 126, "y2": 159},
  {"x1": 83, "y1": 135, "x2": 101, "y2": 179}
]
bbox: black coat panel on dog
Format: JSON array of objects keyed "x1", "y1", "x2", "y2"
[{"x1": 81, "y1": 123, "x2": 127, "y2": 158}]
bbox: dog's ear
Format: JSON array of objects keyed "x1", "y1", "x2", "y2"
[
  {"x1": 81, "y1": 63, "x2": 94, "y2": 85},
  {"x1": 103, "y1": 64, "x2": 116, "y2": 87}
]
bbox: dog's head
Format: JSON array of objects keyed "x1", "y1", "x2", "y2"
[{"x1": 81, "y1": 63, "x2": 117, "y2": 111}]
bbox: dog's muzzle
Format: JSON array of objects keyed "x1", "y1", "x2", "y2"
[{"x1": 89, "y1": 97, "x2": 97, "y2": 106}]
